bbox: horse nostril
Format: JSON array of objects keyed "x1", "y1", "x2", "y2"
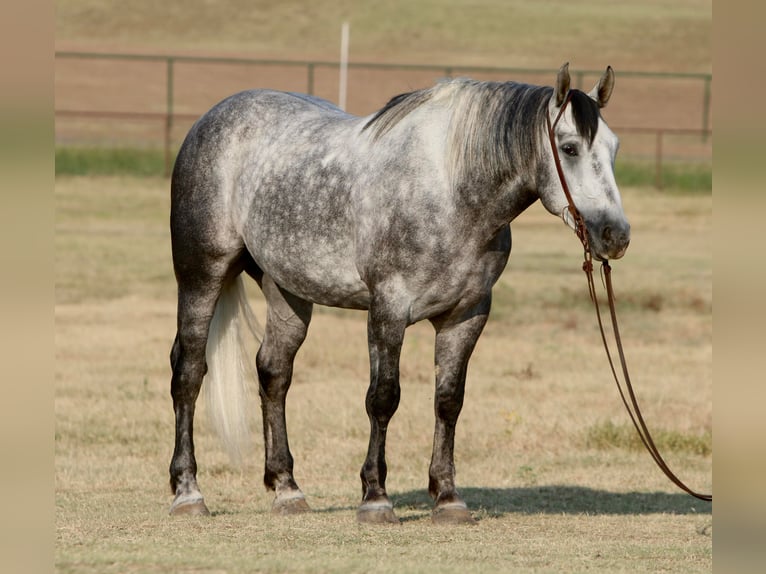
[{"x1": 602, "y1": 226, "x2": 613, "y2": 244}]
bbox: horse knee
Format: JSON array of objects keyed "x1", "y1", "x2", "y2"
[
  {"x1": 434, "y1": 382, "x2": 465, "y2": 423},
  {"x1": 365, "y1": 378, "x2": 401, "y2": 422},
  {"x1": 366, "y1": 339, "x2": 404, "y2": 419},
  {"x1": 170, "y1": 336, "x2": 181, "y2": 370}
]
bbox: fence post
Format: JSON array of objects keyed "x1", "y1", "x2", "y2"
[
  {"x1": 165, "y1": 57, "x2": 175, "y2": 177},
  {"x1": 307, "y1": 62, "x2": 315, "y2": 95},
  {"x1": 574, "y1": 71, "x2": 584, "y2": 91},
  {"x1": 655, "y1": 130, "x2": 663, "y2": 189},
  {"x1": 702, "y1": 75, "x2": 711, "y2": 143}
]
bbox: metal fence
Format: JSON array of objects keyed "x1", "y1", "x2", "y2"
[{"x1": 55, "y1": 51, "x2": 712, "y2": 183}]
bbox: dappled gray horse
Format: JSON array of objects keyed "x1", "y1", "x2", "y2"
[{"x1": 168, "y1": 63, "x2": 630, "y2": 523}]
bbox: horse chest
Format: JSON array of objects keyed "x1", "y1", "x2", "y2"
[{"x1": 359, "y1": 224, "x2": 510, "y2": 322}]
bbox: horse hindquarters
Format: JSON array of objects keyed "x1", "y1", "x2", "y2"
[{"x1": 168, "y1": 135, "x2": 252, "y2": 515}]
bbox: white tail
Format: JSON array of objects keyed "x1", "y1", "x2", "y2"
[{"x1": 203, "y1": 275, "x2": 263, "y2": 464}]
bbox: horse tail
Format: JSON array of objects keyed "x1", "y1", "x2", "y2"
[{"x1": 203, "y1": 275, "x2": 263, "y2": 464}]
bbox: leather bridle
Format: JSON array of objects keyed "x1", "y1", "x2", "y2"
[{"x1": 547, "y1": 92, "x2": 712, "y2": 502}]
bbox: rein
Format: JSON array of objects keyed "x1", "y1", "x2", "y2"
[{"x1": 546, "y1": 93, "x2": 712, "y2": 502}]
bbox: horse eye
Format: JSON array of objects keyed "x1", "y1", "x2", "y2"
[{"x1": 561, "y1": 143, "x2": 578, "y2": 157}]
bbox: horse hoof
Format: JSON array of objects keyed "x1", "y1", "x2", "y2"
[
  {"x1": 432, "y1": 503, "x2": 476, "y2": 525},
  {"x1": 357, "y1": 503, "x2": 400, "y2": 524},
  {"x1": 272, "y1": 494, "x2": 311, "y2": 516},
  {"x1": 169, "y1": 496, "x2": 210, "y2": 516}
]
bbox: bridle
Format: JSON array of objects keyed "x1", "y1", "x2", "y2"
[
  {"x1": 546, "y1": 92, "x2": 591, "y2": 256},
  {"x1": 546, "y1": 92, "x2": 712, "y2": 502}
]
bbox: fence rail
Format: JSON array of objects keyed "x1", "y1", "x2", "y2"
[{"x1": 55, "y1": 51, "x2": 712, "y2": 185}]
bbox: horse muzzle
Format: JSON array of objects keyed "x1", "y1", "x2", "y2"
[{"x1": 589, "y1": 220, "x2": 631, "y2": 261}]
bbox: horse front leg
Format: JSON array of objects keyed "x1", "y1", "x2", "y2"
[
  {"x1": 357, "y1": 297, "x2": 407, "y2": 524},
  {"x1": 428, "y1": 295, "x2": 491, "y2": 524}
]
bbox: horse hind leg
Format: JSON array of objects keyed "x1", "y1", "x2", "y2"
[
  {"x1": 168, "y1": 239, "x2": 250, "y2": 516},
  {"x1": 168, "y1": 134, "x2": 258, "y2": 515},
  {"x1": 168, "y1": 266, "x2": 227, "y2": 516},
  {"x1": 256, "y1": 275, "x2": 313, "y2": 515}
]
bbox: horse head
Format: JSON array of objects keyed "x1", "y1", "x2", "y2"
[{"x1": 539, "y1": 63, "x2": 630, "y2": 261}]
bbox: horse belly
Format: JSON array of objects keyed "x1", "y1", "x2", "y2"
[
  {"x1": 262, "y1": 248, "x2": 370, "y2": 309},
  {"x1": 242, "y1": 211, "x2": 370, "y2": 309}
]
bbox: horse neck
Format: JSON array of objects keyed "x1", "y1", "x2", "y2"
[
  {"x1": 444, "y1": 84, "x2": 548, "y2": 229},
  {"x1": 451, "y1": 172, "x2": 540, "y2": 241},
  {"x1": 448, "y1": 143, "x2": 545, "y2": 235}
]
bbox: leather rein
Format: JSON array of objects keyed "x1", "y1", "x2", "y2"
[{"x1": 546, "y1": 92, "x2": 712, "y2": 502}]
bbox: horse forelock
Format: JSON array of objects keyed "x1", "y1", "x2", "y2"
[{"x1": 567, "y1": 89, "x2": 602, "y2": 146}]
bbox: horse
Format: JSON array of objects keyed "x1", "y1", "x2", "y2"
[{"x1": 168, "y1": 63, "x2": 630, "y2": 524}]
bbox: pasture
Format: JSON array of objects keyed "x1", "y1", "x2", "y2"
[{"x1": 55, "y1": 175, "x2": 711, "y2": 572}]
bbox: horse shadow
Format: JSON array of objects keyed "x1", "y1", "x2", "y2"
[{"x1": 390, "y1": 485, "x2": 712, "y2": 519}]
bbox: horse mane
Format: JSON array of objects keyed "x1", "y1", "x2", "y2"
[
  {"x1": 363, "y1": 78, "x2": 602, "y2": 186},
  {"x1": 362, "y1": 89, "x2": 437, "y2": 139}
]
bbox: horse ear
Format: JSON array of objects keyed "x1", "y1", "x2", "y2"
[
  {"x1": 588, "y1": 66, "x2": 615, "y2": 108},
  {"x1": 555, "y1": 62, "x2": 571, "y2": 107}
]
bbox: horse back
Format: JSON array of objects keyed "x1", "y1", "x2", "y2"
[{"x1": 171, "y1": 89, "x2": 371, "y2": 307}]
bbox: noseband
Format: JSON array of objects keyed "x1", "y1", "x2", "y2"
[{"x1": 546, "y1": 92, "x2": 712, "y2": 502}]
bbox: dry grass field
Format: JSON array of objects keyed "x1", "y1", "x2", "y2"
[{"x1": 55, "y1": 175, "x2": 711, "y2": 572}]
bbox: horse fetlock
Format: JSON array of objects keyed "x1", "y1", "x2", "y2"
[
  {"x1": 264, "y1": 466, "x2": 298, "y2": 492},
  {"x1": 428, "y1": 465, "x2": 457, "y2": 496}
]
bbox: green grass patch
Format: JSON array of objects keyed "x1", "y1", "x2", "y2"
[
  {"x1": 56, "y1": 146, "x2": 169, "y2": 176},
  {"x1": 585, "y1": 420, "x2": 712, "y2": 456},
  {"x1": 57, "y1": 146, "x2": 712, "y2": 194},
  {"x1": 616, "y1": 160, "x2": 711, "y2": 192}
]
